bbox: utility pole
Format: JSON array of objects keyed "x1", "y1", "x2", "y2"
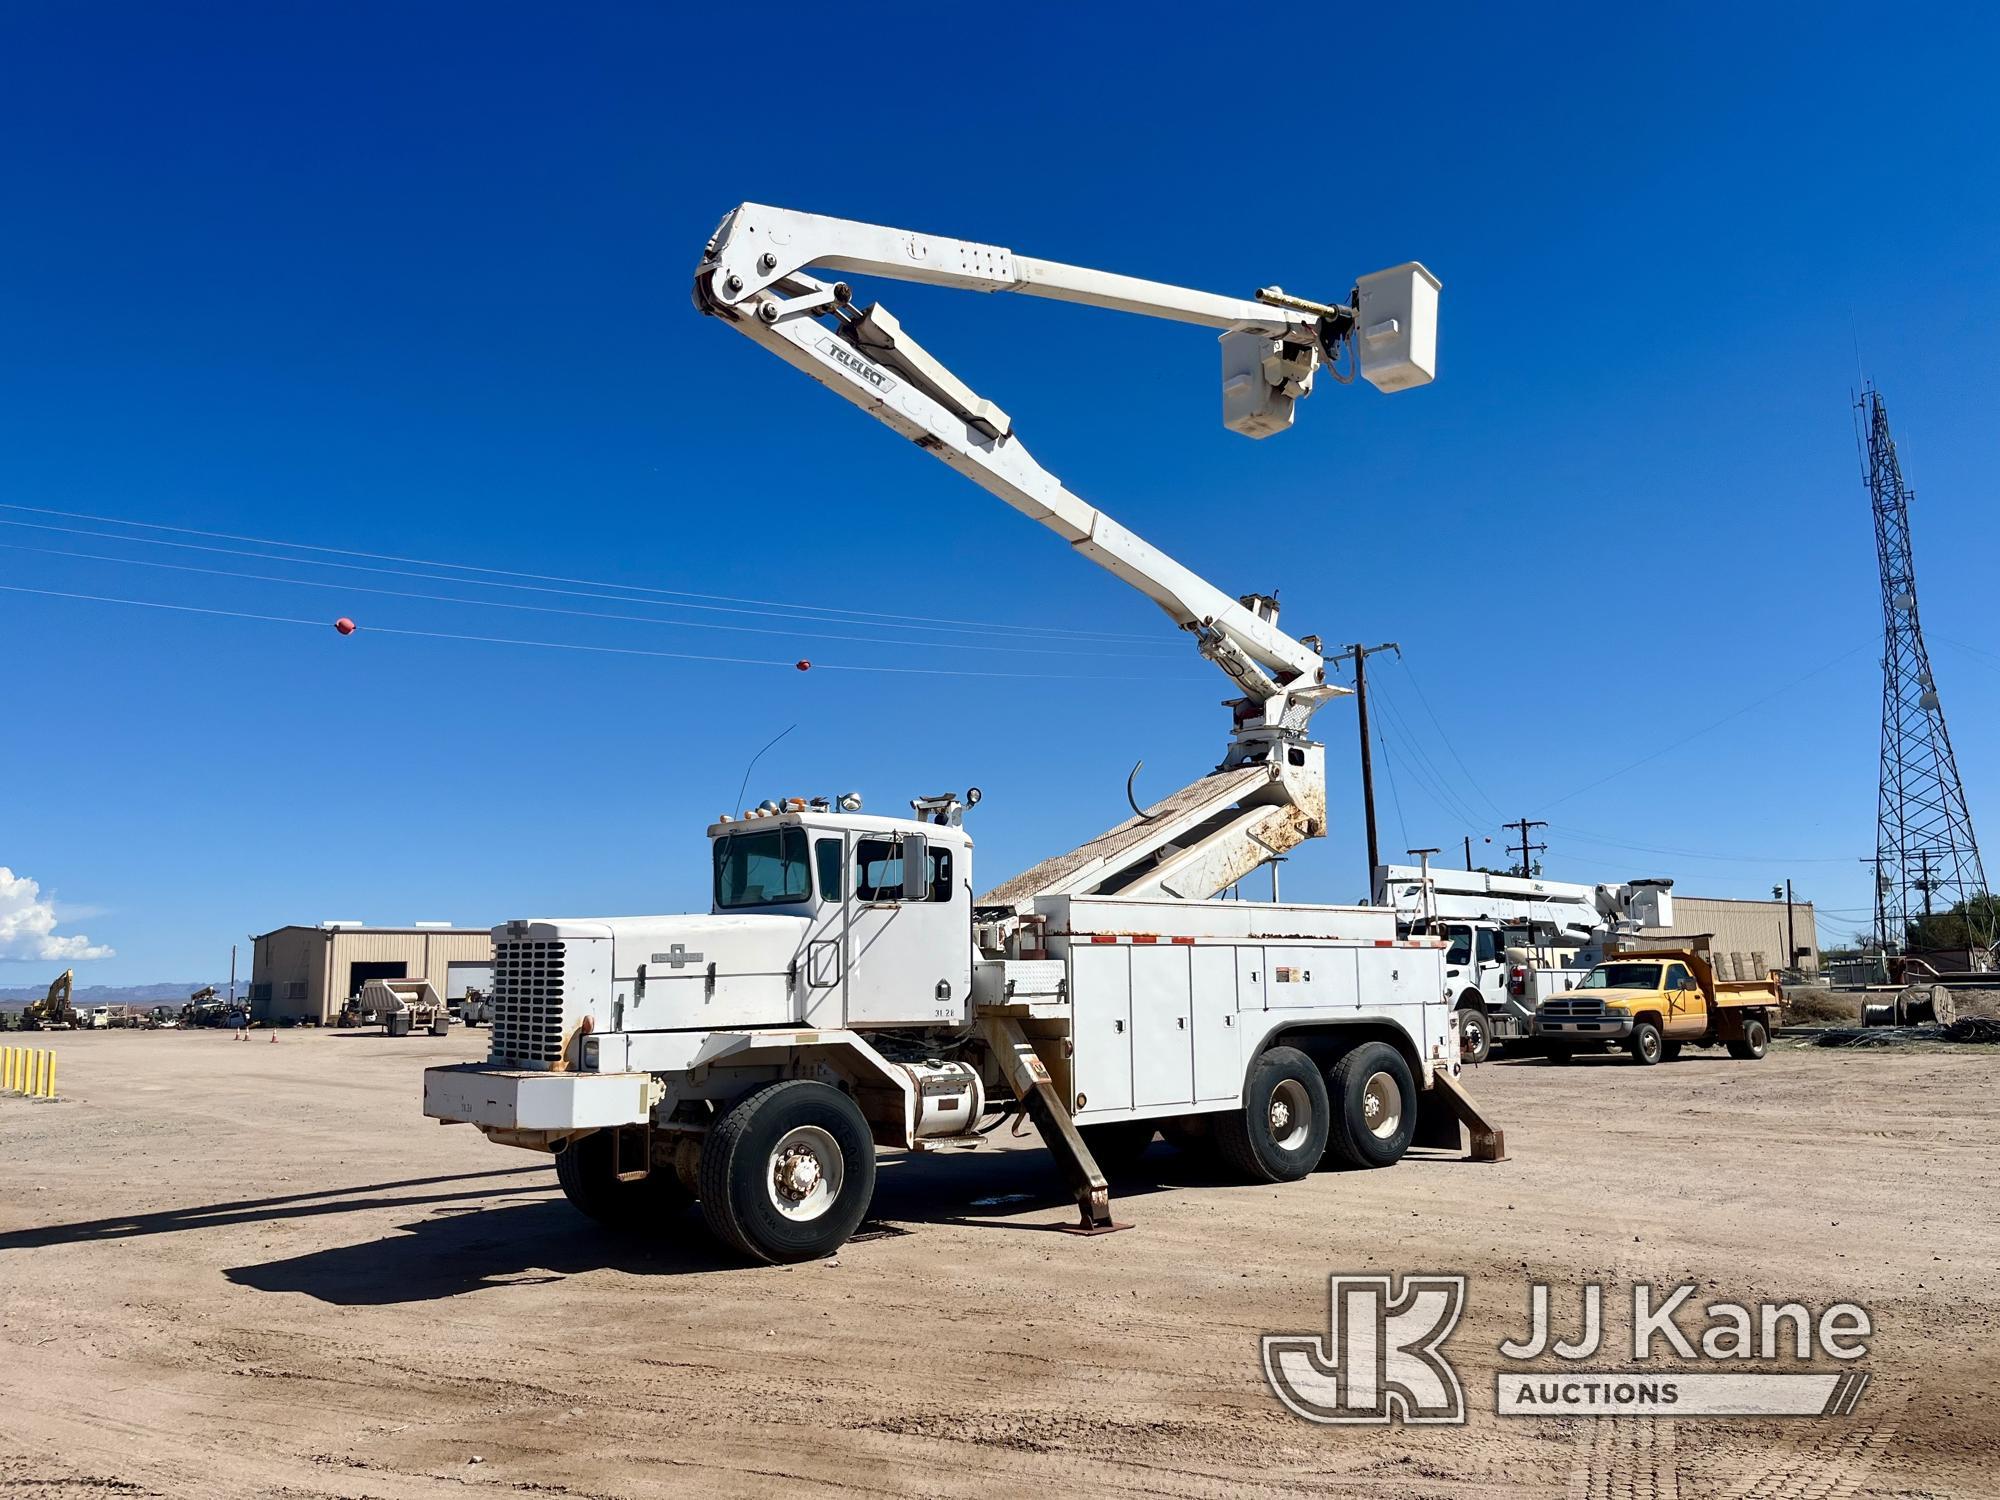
[
  {"x1": 1464, "y1": 834, "x2": 1473, "y2": 871},
  {"x1": 1506, "y1": 817, "x2": 1547, "y2": 879},
  {"x1": 1330, "y1": 641, "x2": 1400, "y2": 886},
  {"x1": 1784, "y1": 879, "x2": 1796, "y2": 970},
  {"x1": 1859, "y1": 855, "x2": 1886, "y2": 952}
]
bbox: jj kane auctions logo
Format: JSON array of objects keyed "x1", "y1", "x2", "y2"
[{"x1": 1264, "y1": 1275, "x2": 1873, "y2": 1424}]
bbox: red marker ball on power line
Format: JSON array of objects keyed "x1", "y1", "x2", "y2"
[
  {"x1": 335, "y1": 617, "x2": 357, "y2": 635},
  {"x1": 795, "y1": 659, "x2": 811, "y2": 672}
]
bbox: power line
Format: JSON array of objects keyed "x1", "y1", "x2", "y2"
[
  {"x1": 0, "y1": 581, "x2": 1186, "y2": 681},
  {"x1": 1540, "y1": 640, "x2": 1871, "y2": 810},
  {"x1": 0, "y1": 502, "x2": 1167, "y2": 644},
  {"x1": 1393, "y1": 656, "x2": 1504, "y2": 818},
  {"x1": 0, "y1": 539, "x2": 1179, "y2": 662}
]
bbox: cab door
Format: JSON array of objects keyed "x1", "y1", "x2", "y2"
[
  {"x1": 842, "y1": 832, "x2": 971, "y2": 1026},
  {"x1": 1661, "y1": 961, "x2": 1706, "y2": 1038}
]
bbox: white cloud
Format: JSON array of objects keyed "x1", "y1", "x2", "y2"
[{"x1": 0, "y1": 867, "x2": 114, "y2": 961}]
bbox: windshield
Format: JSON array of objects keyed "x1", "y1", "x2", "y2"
[
  {"x1": 713, "y1": 828, "x2": 812, "y2": 909},
  {"x1": 1578, "y1": 962, "x2": 1663, "y2": 991}
]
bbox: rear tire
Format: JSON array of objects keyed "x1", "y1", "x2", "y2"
[
  {"x1": 1323, "y1": 1042, "x2": 1418, "y2": 1170},
  {"x1": 554, "y1": 1129, "x2": 691, "y2": 1230},
  {"x1": 1214, "y1": 1046, "x2": 1329, "y2": 1183},
  {"x1": 698, "y1": 1081, "x2": 876, "y2": 1263},
  {"x1": 1660, "y1": 1040, "x2": 1683, "y2": 1061},
  {"x1": 1545, "y1": 1043, "x2": 1575, "y2": 1064},
  {"x1": 1630, "y1": 1019, "x2": 1664, "y2": 1066},
  {"x1": 1455, "y1": 1007, "x2": 1491, "y2": 1064},
  {"x1": 1727, "y1": 1016, "x2": 1770, "y2": 1060}
]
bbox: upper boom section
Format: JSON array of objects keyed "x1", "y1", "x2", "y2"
[{"x1": 693, "y1": 203, "x2": 1437, "y2": 751}]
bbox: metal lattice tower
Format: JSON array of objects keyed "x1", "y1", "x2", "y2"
[{"x1": 1861, "y1": 386, "x2": 1988, "y2": 950}]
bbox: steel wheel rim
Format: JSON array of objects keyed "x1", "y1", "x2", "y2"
[
  {"x1": 767, "y1": 1125, "x2": 844, "y2": 1222},
  {"x1": 1268, "y1": 1078, "x2": 1312, "y2": 1152},
  {"x1": 1639, "y1": 1030, "x2": 1660, "y2": 1062},
  {"x1": 1361, "y1": 1070, "x2": 1404, "y2": 1139},
  {"x1": 1462, "y1": 1015, "x2": 1486, "y2": 1055}
]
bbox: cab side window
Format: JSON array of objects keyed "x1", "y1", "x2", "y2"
[
  {"x1": 1475, "y1": 928, "x2": 1500, "y2": 964},
  {"x1": 855, "y1": 838, "x2": 954, "y2": 902},
  {"x1": 1663, "y1": 963, "x2": 1692, "y2": 991},
  {"x1": 814, "y1": 838, "x2": 843, "y2": 902},
  {"x1": 1445, "y1": 927, "x2": 1473, "y2": 965}
]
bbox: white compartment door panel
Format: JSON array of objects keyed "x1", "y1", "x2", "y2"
[
  {"x1": 1130, "y1": 945, "x2": 1194, "y2": 1110},
  {"x1": 1190, "y1": 946, "x2": 1242, "y2": 1102},
  {"x1": 1070, "y1": 944, "x2": 1132, "y2": 1115}
]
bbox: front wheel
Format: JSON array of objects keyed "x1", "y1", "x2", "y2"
[
  {"x1": 698, "y1": 1080, "x2": 877, "y2": 1263},
  {"x1": 1214, "y1": 1046, "x2": 1329, "y2": 1183},
  {"x1": 1455, "y1": 1007, "x2": 1491, "y2": 1065},
  {"x1": 1629, "y1": 1019, "x2": 1665, "y2": 1066},
  {"x1": 1323, "y1": 1042, "x2": 1419, "y2": 1170},
  {"x1": 1727, "y1": 1015, "x2": 1770, "y2": 1060},
  {"x1": 555, "y1": 1129, "x2": 692, "y2": 1230}
]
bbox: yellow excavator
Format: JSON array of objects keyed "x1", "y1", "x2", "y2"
[{"x1": 21, "y1": 970, "x2": 78, "y2": 1031}]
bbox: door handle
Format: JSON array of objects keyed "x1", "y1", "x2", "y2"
[{"x1": 1114, "y1": 1019, "x2": 1125, "y2": 1034}]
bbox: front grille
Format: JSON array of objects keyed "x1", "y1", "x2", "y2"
[
  {"x1": 488, "y1": 940, "x2": 567, "y2": 1067},
  {"x1": 1541, "y1": 996, "x2": 1607, "y2": 1020}
]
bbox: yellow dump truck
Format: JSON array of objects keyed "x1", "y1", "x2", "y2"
[{"x1": 1534, "y1": 947, "x2": 1779, "y2": 1065}]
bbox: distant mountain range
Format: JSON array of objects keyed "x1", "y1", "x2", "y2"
[{"x1": 0, "y1": 981, "x2": 239, "y2": 1009}]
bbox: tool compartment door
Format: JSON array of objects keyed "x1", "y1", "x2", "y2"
[
  {"x1": 1130, "y1": 945, "x2": 1194, "y2": 1109},
  {"x1": 1070, "y1": 943, "x2": 1133, "y2": 1114},
  {"x1": 1191, "y1": 945, "x2": 1242, "y2": 1101}
]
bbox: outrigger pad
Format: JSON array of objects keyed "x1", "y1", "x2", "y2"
[{"x1": 1422, "y1": 1072, "x2": 1508, "y2": 1162}]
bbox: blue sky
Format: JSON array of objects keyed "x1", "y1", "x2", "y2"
[{"x1": 3, "y1": 3, "x2": 1997, "y2": 980}]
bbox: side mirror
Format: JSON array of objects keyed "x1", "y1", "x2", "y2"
[{"x1": 901, "y1": 833, "x2": 930, "y2": 901}]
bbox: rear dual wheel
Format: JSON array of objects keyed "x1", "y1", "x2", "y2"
[
  {"x1": 1216, "y1": 1042, "x2": 1420, "y2": 1182},
  {"x1": 1727, "y1": 1016, "x2": 1770, "y2": 1061}
]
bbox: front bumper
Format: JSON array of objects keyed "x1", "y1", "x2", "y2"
[
  {"x1": 424, "y1": 1064, "x2": 653, "y2": 1131},
  {"x1": 1535, "y1": 1013, "x2": 1635, "y2": 1039}
]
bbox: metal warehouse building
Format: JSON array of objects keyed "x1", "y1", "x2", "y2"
[
  {"x1": 249, "y1": 923, "x2": 494, "y2": 1025},
  {"x1": 1641, "y1": 895, "x2": 1819, "y2": 978}
]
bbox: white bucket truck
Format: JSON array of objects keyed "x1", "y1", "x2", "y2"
[{"x1": 425, "y1": 206, "x2": 1501, "y2": 1261}]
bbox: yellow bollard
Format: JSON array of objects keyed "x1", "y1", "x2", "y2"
[
  {"x1": 3, "y1": 1045, "x2": 12, "y2": 1092},
  {"x1": 45, "y1": 1050, "x2": 56, "y2": 1100},
  {"x1": 30, "y1": 1049, "x2": 42, "y2": 1097},
  {"x1": 5, "y1": 1045, "x2": 15, "y2": 1093}
]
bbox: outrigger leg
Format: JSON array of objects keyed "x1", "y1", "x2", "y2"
[{"x1": 976, "y1": 1014, "x2": 1131, "y2": 1235}]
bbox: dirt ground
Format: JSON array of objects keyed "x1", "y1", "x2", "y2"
[{"x1": 2, "y1": 1029, "x2": 1996, "y2": 1499}]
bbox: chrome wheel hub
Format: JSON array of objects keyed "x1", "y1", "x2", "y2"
[
  {"x1": 1361, "y1": 1070, "x2": 1404, "y2": 1139},
  {"x1": 1268, "y1": 1078, "x2": 1312, "y2": 1152},
  {"x1": 766, "y1": 1125, "x2": 843, "y2": 1222}
]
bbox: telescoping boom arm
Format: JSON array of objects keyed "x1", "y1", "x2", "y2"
[{"x1": 694, "y1": 205, "x2": 1438, "y2": 903}]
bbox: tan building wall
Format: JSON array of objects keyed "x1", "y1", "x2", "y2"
[
  {"x1": 249, "y1": 926, "x2": 494, "y2": 1023},
  {"x1": 1641, "y1": 895, "x2": 1818, "y2": 977}
]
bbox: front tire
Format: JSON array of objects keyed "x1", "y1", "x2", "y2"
[
  {"x1": 1629, "y1": 1019, "x2": 1665, "y2": 1066},
  {"x1": 1323, "y1": 1042, "x2": 1419, "y2": 1170},
  {"x1": 698, "y1": 1080, "x2": 876, "y2": 1263},
  {"x1": 1727, "y1": 1015, "x2": 1770, "y2": 1060},
  {"x1": 1214, "y1": 1046, "x2": 1329, "y2": 1183},
  {"x1": 1455, "y1": 1007, "x2": 1491, "y2": 1064},
  {"x1": 555, "y1": 1129, "x2": 691, "y2": 1230}
]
